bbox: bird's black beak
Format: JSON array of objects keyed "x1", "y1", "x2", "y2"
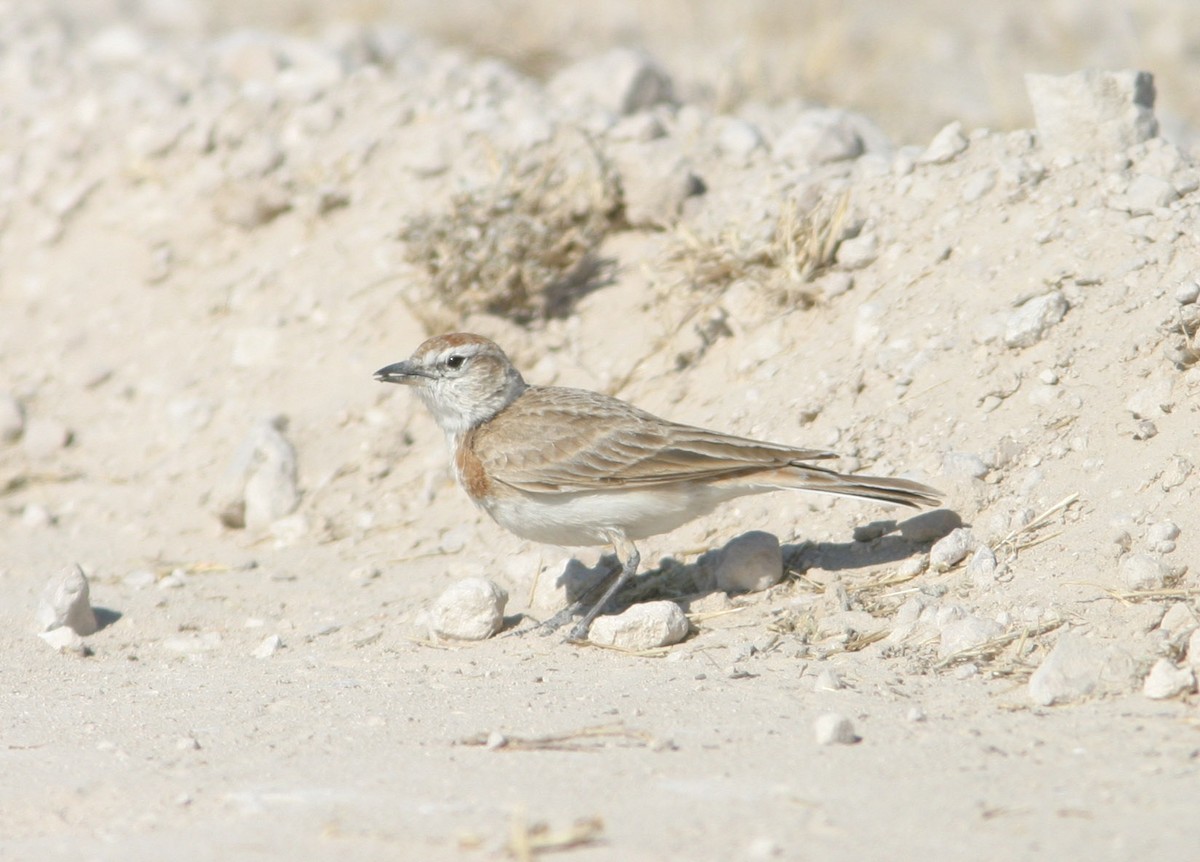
[{"x1": 374, "y1": 360, "x2": 430, "y2": 384}]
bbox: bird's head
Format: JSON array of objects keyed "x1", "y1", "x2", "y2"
[{"x1": 374, "y1": 333, "x2": 527, "y2": 436}]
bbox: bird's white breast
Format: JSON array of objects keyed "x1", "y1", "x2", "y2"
[{"x1": 477, "y1": 482, "x2": 765, "y2": 546}]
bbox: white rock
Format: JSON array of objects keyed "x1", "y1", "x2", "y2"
[
  {"x1": 22, "y1": 417, "x2": 71, "y2": 459},
  {"x1": 966, "y1": 546, "x2": 998, "y2": 586},
  {"x1": 0, "y1": 393, "x2": 24, "y2": 443},
  {"x1": 39, "y1": 627, "x2": 89, "y2": 655},
  {"x1": 1146, "y1": 521, "x2": 1180, "y2": 554},
  {"x1": 813, "y1": 669, "x2": 844, "y2": 691},
  {"x1": 21, "y1": 503, "x2": 53, "y2": 528},
  {"x1": 773, "y1": 109, "x2": 868, "y2": 166},
  {"x1": 163, "y1": 632, "x2": 223, "y2": 653},
  {"x1": 1125, "y1": 174, "x2": 1177, "y2": 215},
  {"x1": 942, "y1": 451, "x2": 989, "y2": 480},
  {"x1": 549, "y1": 48, "x2": 673, "y2": 116},
  {"x1": 1159, "y1": 603, "x2": 1196, "y2": 638},
  {"x1": 36, "y1": 564, "x2": 98, "y2": 636},
  {"x1": 820, "y1": 272, "x2": 854, "y2": 301},
  {"x1": 216, "y1": 416, "x2": 301, "y2": 530},
  {"x1": 88, "y1": 25, "x2": 148, "y2": 65},
  {"x1": 919, "y1": 120, "x2": 968, "y2": 164},
  {"x1": 961, "y1": 169, "x2": 997, "y2": 202},
  {"x1": 428, "y1": 578, "x2": 508, "y2": 640},
  {"x1": 1142, "y1": 658, "x2": 1195, "y2": 700},
  {"x1": 1187, "y1": 629, "x2": 1200, "y2": 667},
  {"x1": 1125, "y1": 374, "x2": 1175, "y2": 419},
  {"x1": 609, "y1": 141, "x2": 703, "y2": 228},
  {"x1": 938, "y1": 616, "x2": 1004, "y2": 659},
  {"x1": 1174, "y1": 280, "x2": 1200, "y2": 305},
  {"x1": 587, "y1": 601, "x2": 689, "y2": 649},
  {"x1": 929, "y1": 528, "x2": 973, "y2": 572},
  {"x1": 1120, "y1": 553, "x2": 1167, "y2": 591},
  {"x1": 813, "y1": 713, "x2": 859, "y2": 745},
  {"x1": 608, "y1": 112, "x2": 665, "y2": 142},
  {"x1": 715, "y1": 117, "x2": 765, "y2": 159},
  {"x1": 1025, "y1": 69, "x2": 1158, "y2": 155},
  {"x1": 1004, "y1": 291, "x2": 1068, "y2": 349},
  {"x1": 252, "y1": 634, "x2": 283, "y2": 658},
  {"x1": 714, "y1": 531, "x2": 783, "y2": 593},
  {"x1": 835, "y1": 233, "x2": 878, "y2": 270},
  {"x1": 1028, "y1": 633, "x2": 1108, "y2": 705}
]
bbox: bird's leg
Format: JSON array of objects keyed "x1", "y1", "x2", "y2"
[{"x1": 567, "y1": 532, "x2": 640, "y2": 642}]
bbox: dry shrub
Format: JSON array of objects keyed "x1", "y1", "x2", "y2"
[
  {"x1": 398, "y1": 134, "x2": 621, "y2": 332},
  {"x1": 665, "y1": 191, "x2": 850, "y2": 309}
]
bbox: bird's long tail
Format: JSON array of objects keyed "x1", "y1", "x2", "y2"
[{"x1": 773, "y1": 464, "x2": 943, "y2": 509}]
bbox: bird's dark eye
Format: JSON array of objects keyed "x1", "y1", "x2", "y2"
[{"x1": 445, "y1": 355, "x2": 466, "y2": 370}]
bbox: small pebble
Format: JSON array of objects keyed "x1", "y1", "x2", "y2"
[
  {"x1": 1004, "y1": 291, "x2": 1068, "y2": 349},
  {"x1": 918, "y1": 120, "x2": 968, "y2": 164},
  {"x1": 243, "y1": 418, "x2": 300, "y2": 530},
  {"x1": 252, "y1": 634, "x2": 283, "y2": 658},
  {"x1": 1028, "y1": 632, "x2": 1105, "y2": 705},
  {"x1": 1120, "y1": 553, "x2": 1167, "y2": 591},
  {"x1": 21, "y1": 503, "x2": 54, "y2": 528},
  {"x1": 1142, "y1": 658, "x2": 1196, "y2": 700},
  {"x1": 966, "y1": 546, "x2": 998, "y2": 586},
  {"x1": 35, "y1": 564, "x2": 98, "y2": 636},
  {"x1": 1187, "y1": 629, "x2": 1200, "y2": 667},
  {"x1": 813, "y1": 669, "x2": 844, "y2": 692},
  {"x1": 1124, "y1": 174, "x2": 1177, "y2": 215},
  {"x1": 813, "y1": 712, "x2": 859, "y2": 745},
  {"x1": 588, "y1": 601, "x2": 689, "y2": 649},
  {"x1": 22, "y1": 417, "x2": 72, "y2": 459},
  {"x1": 348, "y1": 565, "x2": 381, "y2": 584},
  {"x1": 906, "y1": 706, "x2": 926, "y2": 722},
  {"x1": 38, "y1": 627, "x2": 90, "y2": 656},
  {"x1": 1133, "y1": 419, "x2": 1158, "y2": 441},
  {"x1": 427, "y1": 578, "x2": 508, "y2": 640},
  {"x1": 929, "y1": 528, "x2": 974, "y2": 571},
  {"x1": 548, "y1": 47, "x2": 673, "y2": 116},
  {"x1": 1174, "y1": 280, "x2": 1199, "y2": 305},
  {"x1": 1146, "y1": 521, "x2": 1180, "y2": 554},
  {"x1": 835, "y1": 233, "x2": 878, "y2": 270},
  {"x1": 0, "y1": 393, "x2": 24, "y2": 443},
  {"x1": 938, "y1": 616, "x2": 1004, "y2": 658},
  {"x1": 1158, "y1": 603, "x2": 1196, "y2": 638},
  {"x1": 942, "y1": 451, "x2": 989, "y2": 480},
  {"x1": 714, "y1": 531, "x2": 783, "y2": 593}
]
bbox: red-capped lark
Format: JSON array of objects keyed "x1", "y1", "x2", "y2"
[{"x1": 376, "y1": 333, "x2": 941, "y2": 641}]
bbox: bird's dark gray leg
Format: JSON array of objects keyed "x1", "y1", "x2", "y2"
[{"x1": 567, "y1": 532, "x2": 640, "y2": 642}]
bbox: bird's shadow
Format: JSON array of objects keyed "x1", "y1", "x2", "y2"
[
  {"x1": 552, "y1": 509, "x2": 963, "y2": 614},
  {"x1": 94, "y1": 607, "x2": 123, "y2": 631}
]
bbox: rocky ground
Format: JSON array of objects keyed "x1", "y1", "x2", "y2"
[{"x1": 3, "y1": 3, "x2": 1200, "y2": 861}]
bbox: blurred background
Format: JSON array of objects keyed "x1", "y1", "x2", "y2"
[{"x1": 46, "y1": 0, "x2": 1200, "y2": 144}]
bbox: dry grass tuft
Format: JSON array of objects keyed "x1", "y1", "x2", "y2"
[
  {"x1": 398, "y1": 133, "x2": 621, "y2": 332},
  {"x1": 665, "y1": 191, "x2": 850, "y2": 308}
]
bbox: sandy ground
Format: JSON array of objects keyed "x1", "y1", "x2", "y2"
[{"x1": 3, "y1": 3, "x2": 1200, "y2": 860}]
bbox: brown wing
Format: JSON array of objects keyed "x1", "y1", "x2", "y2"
[{"x1": 474, "y1": 385, "x2": 837, "y2": 493}]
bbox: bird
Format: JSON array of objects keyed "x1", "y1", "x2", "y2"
[{"x1": 375, "y1": 332, "x2": 941, "y2": 641}]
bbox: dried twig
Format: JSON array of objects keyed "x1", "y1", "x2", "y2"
[
  {"x1": 458, "y1": 723, "x2": 654, "y2": 752},
  {"x1": 996, "y1": 493, "x2": 1080, "y2": 554},
  {"x1": 508, "y1": 810, "x2": 605, "y2": 860},
  {"x1": 934, "y1": 619, "x2": 1065, "y2": 670}
]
